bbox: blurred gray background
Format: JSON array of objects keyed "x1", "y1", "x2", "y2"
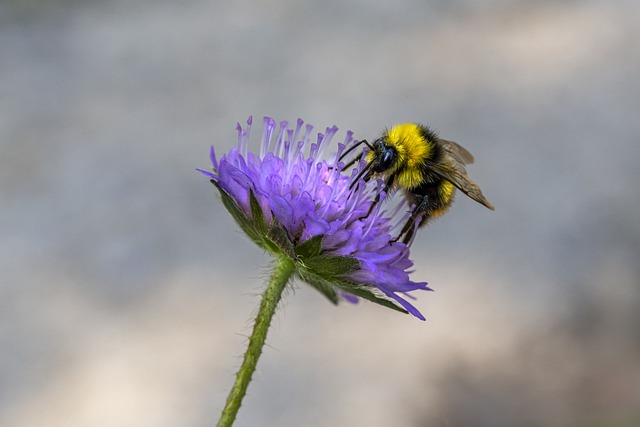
[{"x1": 2, "y1": 0, "x2": 639, "y2": 426}]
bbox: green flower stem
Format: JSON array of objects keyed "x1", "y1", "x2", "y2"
[{"x1": 216, "y1": 255, "x2": 295, "y2": 427}]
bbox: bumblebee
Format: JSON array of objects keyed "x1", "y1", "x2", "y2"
[{"x1": 340, "y1": 123, "x2": 494, "y2": 244}]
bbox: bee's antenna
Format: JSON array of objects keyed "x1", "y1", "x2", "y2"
[{"x1": 338, "y1": 139, "x2": 373, "y2": 162}]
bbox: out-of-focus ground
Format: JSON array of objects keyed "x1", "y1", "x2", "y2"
[{"x1": 2, "y1": 0, "x2": 639, "y2": 426}]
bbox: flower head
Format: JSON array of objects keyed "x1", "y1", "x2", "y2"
[{"x1": 198, "y1": 117, "x2": 431, "y2": 320}]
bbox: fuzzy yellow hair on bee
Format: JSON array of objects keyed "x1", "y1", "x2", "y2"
[{"x1": 340, "y1": 122, "x2": 494, "y2": 244}]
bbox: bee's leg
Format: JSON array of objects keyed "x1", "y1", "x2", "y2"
[
  {"x1": 364, "y1": 192, "x2": 382, "y2": 218},
  {"x1": 395, "y1": 216, "x2": 418, "y2": 244},
  {"x1": 360, "y1": 174, "x2": 395, "y2": 219},
  {"x1": 394, "y1": 197, "x2": 429, "y2": 244},
  {"x1": 344, "y1": 152, "x2": 368, "y2": 200},
  {"x1": 401, "y1": 221, "x2": 421, "y2": 245}
]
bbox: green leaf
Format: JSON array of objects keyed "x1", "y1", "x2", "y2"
[{"x1": 295, "y1": 234, "x2": 324, "y2": 259}]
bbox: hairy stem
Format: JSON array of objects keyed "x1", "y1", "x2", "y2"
[{"x1": 216, "y1": 255, "x2": 295, "y2": 427}]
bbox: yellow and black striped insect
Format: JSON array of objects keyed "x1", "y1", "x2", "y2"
[{"x1": 340, "y1": 123, "x2": 494, "y2": 244}]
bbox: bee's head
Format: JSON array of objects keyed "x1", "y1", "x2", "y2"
[
  {"x1": 348, "y1": 134, "x2": 399, "y2": 190},
  {"x1": 367, "y1": 137, "x2": 397, "y2": 176}
]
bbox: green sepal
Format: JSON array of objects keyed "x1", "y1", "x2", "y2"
[
  {"x1": 266, "y1": 219, "x2": 296, "y2": 259},
  {"x1": 333, "y1": 280, "x2": 409, "y2": 314},
  {"x1": 213, "y1": 181, "x2": 264, "y2": 248},
  {"x1": 296, "y1": 269, "x2": 339, "y2": 304},
  {"x1": 248, "y1": 188, "x2": 268, "y2": 236},
  {"x1": 298, "y1": 266, "x2": 409, "y2": 314},
  {"x1": 293, "y1": 234, "x2": 406, "y2": 314},
  {"x1": 294, "y1": 234, "x2": 323, "y2": 259},
  {"x1": 212, "y1": 182, "x2": 295, "y2": 258},
  {"x1": 295, "y1": 235, "x2": 358, "y2": 278},
  {"x1": 303, "y1": 255, "x2": 359, "y2": 278},
  {"x1": 294, "y1": 235, "x2": 358, "y2": 283},
  {"x1": 294, "y1": 235, "x2": 354, "y2": 305},
  {"x1": 247, "y1": 188, "x2": 295, "y2": 257}
]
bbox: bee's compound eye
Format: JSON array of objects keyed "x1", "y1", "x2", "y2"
[{"x1": 377, "y1": 149, "x2": 395, "y2": 171}]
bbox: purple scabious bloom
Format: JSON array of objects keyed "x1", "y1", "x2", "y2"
[{"x1": 198, "y1": 117, "x2": 431, "y2": 320}]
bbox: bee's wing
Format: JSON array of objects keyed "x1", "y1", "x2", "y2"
[
  {"x1": 431, "y1": 163, "x2": 495, "y2": 211},
  {"x1": 439, "y1": 139, "x2": 475, "y2": 165}
]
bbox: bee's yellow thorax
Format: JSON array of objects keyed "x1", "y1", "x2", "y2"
[{"x1": 387, "y1": 124, "x2": 431, "y2": 189}]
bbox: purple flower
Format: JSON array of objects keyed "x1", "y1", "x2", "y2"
[{"x1": 198, "y1": 117, "x2": 431, "y2": 320}]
